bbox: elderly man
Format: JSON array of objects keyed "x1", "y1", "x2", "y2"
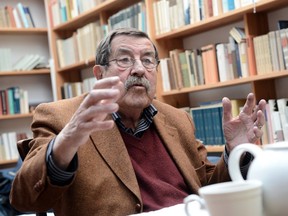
[{"x1": 10, "y1": 28, "x2": 266, "y2": 216}]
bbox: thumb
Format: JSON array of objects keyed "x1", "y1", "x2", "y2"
[{"x1": 222, "y1": 97, "x2": 233, "y2": 123}]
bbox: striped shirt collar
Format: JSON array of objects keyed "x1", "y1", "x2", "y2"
[{"x1": 112, "y1": 104, "x2": 158, "y2": 138}]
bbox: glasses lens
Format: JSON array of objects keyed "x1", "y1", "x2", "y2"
[{"x1": 141, "y1": 58, "x2": 157, "y2": 69}]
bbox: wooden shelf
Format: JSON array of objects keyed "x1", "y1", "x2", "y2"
[
  {"x1": 0, "y1": 28, "x2": 48, "y2": 35},
  {"x1": 0, "y1": 159, "x2": 18, "y2": 169},
  {"x1": 57, "y1": 58, "x2": 95, "y2": 73},
  {"x1": 206, "y1": 145, "x2": 224, "y2": 153},
  {"x1": 155, "y1": 0, "x2": 288, "y2": 41},
  {"x1": 0, "y1": 69, "x2": 50, "y2": 76},
  {"x1": 0, "y1": 113, "x2": 33, "y2": 120},
  {"x1": 162, "y1": 70, "x2": 288, "y2": 97},
  {"x1": 52, "y1": 0, "x2": 142, "y2": 32}
]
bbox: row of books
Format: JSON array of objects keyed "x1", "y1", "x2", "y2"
[
  {"x1": 153, "y1": 0, "x2": 260, "y2": 35},
  {"x1": 264, "y1": 98, "x2": 288, "y2": 144},
  {"x1": 160, "y1": 26, "x2": 288, "y2": 92},
  {"x1": 188, "y1": 97, "x2": 288, "y2": 146},
  {"x1": 56, "y1": 21, "x2": 104, "y2": 68},
  {"x1": 61, "y1": 77, "x2": 95, "y2": 99},
  {"x1": 0, "y1": 50, "x2": 47, "y2": 72},
  {"x1": 0, "y1": 132, "x2": 27, "y2": 161},
  {"x1": 0, "y1": 87, "x2": 29, "y2": 116},
  {"x1": 188, "y1": 99, "x2": 245, "y2": 145},
  {"x1": 0, "y1": 3, "x2": 35, "y2": 28},
  {"x1": 48, "y1": 0, "x2": 106, "y2": 28},
  {"x1": 108, "y1": 1, "x2": 147, "y2": 32}
]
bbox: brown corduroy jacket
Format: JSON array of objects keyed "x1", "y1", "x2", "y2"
[{"x1": 10, "y1": 94, "x2": 230, "y2": 216}]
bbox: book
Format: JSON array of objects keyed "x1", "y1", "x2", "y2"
[
  {"x1": 229, "y1": 27, "x2": 246, "y2": 44},
  {"x1": 169, "y1": 49, "x2": 184, "y2": 89},
  {"x1": 246, "y1": 35, "x2": 257, "y2": 76},
  {"x1": 216, "y1": 43, "x2": 232, "y2": 82},
  {"x1": 268, "y1": 31, "x2": 280, "y2": 72},
  {"x1": 238, "y1": 40, "x2": 249, "y2": 78},
  {"x1": 275, "y1": 29, "x2": 285, "y2": 71},
  {"x1": 5, "y1": 5, "x2": 16, "y2": 28},
  {"x1": 201, "y1": 44, "x2": 219, "y2": 84},
  {"x1": 178, "y1": 51, "x2": 192, "y2": 88},
  {"x1": 276, "y1": 98, "x2": 288, "y2": 141},
  {"x1": 280, "y1": 28, "x2": 288, "y2": 69},
  {"x1": 16, "y1": 2, "x2": 29, "y2": 28},
  {"x1": 160, "y1": 58, "x2": 172, "y2": 92},
  {"x1": 24, "y1": 6, "x2": 35, "y2": 28}
]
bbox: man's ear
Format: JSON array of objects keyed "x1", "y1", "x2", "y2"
[{"x1": 93, "y1": 65, "x2": 103, "y2": 80}]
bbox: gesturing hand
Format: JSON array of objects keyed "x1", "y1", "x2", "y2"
[
  {"x1": 222, "y1": 93, "x2": 267, "y2": 152},
  {"x1": 52, "y1": 76, "x2": 123, "y2": 169}
]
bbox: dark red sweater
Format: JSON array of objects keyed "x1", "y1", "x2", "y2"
[{"x1": 120, "y1": 125, "x2": 190, "y2": 212}]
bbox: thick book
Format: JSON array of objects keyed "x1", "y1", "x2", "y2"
[
  {"x1": 216, "y1": 43, "x2": 232, "y2": 82},
  {"x1": 201, "y1": 44, "x2": 219, "y2": 84}
]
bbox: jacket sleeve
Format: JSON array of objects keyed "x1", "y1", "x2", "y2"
[{"x1": 10, "y1": 102, "x2": 76, "y2": 213}]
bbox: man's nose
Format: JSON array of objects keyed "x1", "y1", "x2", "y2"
[{"x1": 131, "y1": 59, "x2": 146, "y2": 75}]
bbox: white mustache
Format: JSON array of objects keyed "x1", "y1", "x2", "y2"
[{"x1": 125, "y1": 76, "x2": 150, "y2": 91}]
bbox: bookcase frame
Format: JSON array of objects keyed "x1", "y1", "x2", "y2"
[
  {"x1": 0, "y1": 0, "x2": 52, "y2": 167},
  {"x1": 47, "y1": 0, "x2": 287, "y2": 152}
]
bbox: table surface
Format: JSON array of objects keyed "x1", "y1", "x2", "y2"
[{"x1": 130, "y1": 202, "x2": 209, "y2": 216}]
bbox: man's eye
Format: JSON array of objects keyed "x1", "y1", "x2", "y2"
[
  {"x1": 142, "y1": 58, "x2": 153, "y2": 64},
  {"x1": 118, "y1": 58, "x2": 131, "y2": 63}
]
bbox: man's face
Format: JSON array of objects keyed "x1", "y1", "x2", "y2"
[{"x1": 103, "y1": 35, "x2": 158, "y2": 112}]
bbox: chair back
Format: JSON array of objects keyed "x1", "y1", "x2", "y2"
[{"x1": 16, "y1": 138, "x2": 48, "y2": 216}]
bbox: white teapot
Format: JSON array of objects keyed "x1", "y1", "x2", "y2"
[{"x1": 228, "y1": 142, "x2": 288, "y2": 216}]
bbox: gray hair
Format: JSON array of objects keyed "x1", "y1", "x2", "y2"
[{"x1": 95, "y1": 28, "x2": 159, "y2": 66}]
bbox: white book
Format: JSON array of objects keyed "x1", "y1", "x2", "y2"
[
  {"x1": 13, "y1": 54, "x2": 34, "y2": 71},
  {"x1": 17, "y1": 2, "x2": 29, "y2": 28},
  {"x1": 268, "y1": 31, "x2": 280, "y2": 72},
  {"x1": 216, "y1": 43, "x2": 231, "y2": 82},
  {"x1": 238, "y1": 40, "x2": 249, "y2": 77},
  {"x1": 8, "y1": 131, "x2": 19, "y2": 160},
  {"x1": 19, "y1": 89, "x2": 29, "y2": 114},
  {"x1": 160, "y1": 58, "x2": 171, "y2": 92},
  {"x1": 22, "y1": 55, "x2": 41, "y2": 70},
  {"x1": 275, "y1": 29, "x2": 285, "y2": 71},
  {"x1": 277, "y1": 98, "x2": 288, "y2": 141},
  {"x1": 1, "y1": 133, "x2": 11, "y2": 160}
]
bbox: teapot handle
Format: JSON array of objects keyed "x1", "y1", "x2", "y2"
[{"x1": 228, "y1": 143, "x2": 263, "y2": 181}]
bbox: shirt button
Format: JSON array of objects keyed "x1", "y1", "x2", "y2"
[{"x1": 135, "y1": 203, "x2": 141, "y2": 212}]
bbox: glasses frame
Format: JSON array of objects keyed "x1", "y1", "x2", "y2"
[{"x1": 106, "y1": 58, "x2": 160, "y2": 71}]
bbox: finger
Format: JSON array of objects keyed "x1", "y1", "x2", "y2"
[
  {"x1": 241, "y1": 93, "x2": 256, "y2": 115},
  {"x1": 83, "y1": 120, "x2": 115, "y2": 131},
  {"x1": 253, "y1": 126, "x2": 263, "y2": 140},
  {"x1": 252, "y1": 99, "x2": 267, "y2": 122},
  {"x1": 84, "y1": 89, "x2": 120, "y2": 107},
  {"x1": 93, "y1": 76, "x2": 121, "y2": 89},
  {"x1": 222, "y1": 97, "x2": 233, "y2": 123}
]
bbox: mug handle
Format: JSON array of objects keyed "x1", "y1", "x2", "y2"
[
  {"x1": 184, "y1": 194, "x2": 205, "y2": 216},
  {"x1": 228, "y1": 143, "x2": 262, "y2": 181}
]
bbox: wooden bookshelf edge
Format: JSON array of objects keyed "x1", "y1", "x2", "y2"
[
  {"x1": 206, "y1": 145, "x2": 224, "y2": 153},
  {"x1": 0, "y1": 159, "x2": 18, "y2": 169}
]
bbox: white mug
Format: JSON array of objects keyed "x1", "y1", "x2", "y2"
[{"x1": 184, "y1": 180, "x2": 263, "y2": 216}]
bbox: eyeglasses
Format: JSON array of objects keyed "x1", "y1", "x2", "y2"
[{"x1": 106, "y1": 57, "x2": 160, "y2": 70}]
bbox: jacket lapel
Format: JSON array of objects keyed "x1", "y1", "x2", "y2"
[
  {"x1": 90, "y1": 124, "x2": 142, "y2": 200},
  {"x1": 154, "y1": 112, "x2": 201, "y2": 191}
]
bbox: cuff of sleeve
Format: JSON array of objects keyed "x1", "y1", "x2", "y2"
[{"x1": 46, "y1": 138, "x2": 78, "y2": 186}]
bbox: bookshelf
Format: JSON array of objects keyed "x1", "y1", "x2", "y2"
[
  {"x1": 0, "y1": 0, "x2": 53, "y2": 167},
  {"x1": 45, "y1": 0, "x2": 288, "y2": 152}
]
